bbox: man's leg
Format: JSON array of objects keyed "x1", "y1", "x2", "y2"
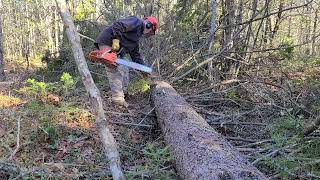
[
  {"x1": 105, "y1": 66, "x2": 128, "y2": 107},
  {"x1": 118, "y1": 65, "x2": 129, "y2": 95},
  {"x1": 99, "y1": 44, "x2": 128, "y2": 107}
]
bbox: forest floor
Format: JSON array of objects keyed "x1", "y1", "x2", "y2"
[
  {"x1": 1, "y1": 64, "x2": 320, "y2": 179},
  {"x1": 0, "y1": 68, "x2": 177, "y2": 179}
]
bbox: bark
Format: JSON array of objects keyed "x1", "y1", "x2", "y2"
[
  {"x1": 54, "y1": 7, "x2": 60, "y2": 56},
  {"x1": 270, "y1": 0, "x2": 284, "y2": 42},
  {"x1": 54, "y1": 1, "x2": 125, "y2": 179},
  {"x1": 0, "y1": 0, "x2": 5, "y2": 81},
  {"x1": 151, "y1": 80, "x2": 267, "y2": 180},
  {"x1": 208, "y1": 0, "x2": 217, "y2": 84},
  {"x1": 311, "y1": 8, "x2": 318, "y2": 56},
  {"x1": 228, "y1": 0, "x2": 244, "y2": 79}
]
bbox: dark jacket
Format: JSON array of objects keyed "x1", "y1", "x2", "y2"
[{"x1": 94, "y1": 16, "x2": 145, "y2": 65}]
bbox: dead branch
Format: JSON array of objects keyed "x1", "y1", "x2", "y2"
[
  {"x1": 209, "y1": 122, "x2": 267, "y2": 126},
  {"x1": 252, "y1": 149, "x2": 280, "y2": 164},
  {"x1": 237, "y1": 139, "x2": 273, "y2": 148},
  {"x1": 225, "y1": 137, "x2": 258, "y2": 143},
  {"x1": 221, "y1": 0, "x2": 314, "y2": 29},
  {"x1": 133, "y1": 107, "x2": 155, "y2": 130},
  {"x1": 8, "y1": 117, "x2": 21, "y2": 161},
  {"x1": 109, "y1": 121, "x2": 153, "y2": 128},
  {"x1": 303, "y1": 116, "x2": 320, "y2": 136}
]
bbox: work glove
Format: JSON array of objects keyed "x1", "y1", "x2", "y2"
[{"x1": 112, "y1": 39, "x2": 120, "y2": 51}]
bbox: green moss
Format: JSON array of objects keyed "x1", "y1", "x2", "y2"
[{"x1": 128, "y1": 79, "x2": 150, "y2": 95}]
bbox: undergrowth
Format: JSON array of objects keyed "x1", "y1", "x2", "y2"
[
  {"x1": 256, "y1": 113, "x2": 320, "y2": 179},
  {"x1": 126, "y1": 143, "x2": 177, "y2": 180}
]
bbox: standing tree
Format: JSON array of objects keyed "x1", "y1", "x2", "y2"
[
  {"x1": 54, "y1": 0, "x2": 125, "y2": 179},
  {"x1": 207, "y1": 0, "x2": 217, "y2": 83},
  {"x1": 0, "y1": 0, "x2": 5, "y2": 81}
]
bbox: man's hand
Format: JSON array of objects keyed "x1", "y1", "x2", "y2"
[{"x1": 112, "y1": 39, "x2": 120, "y2": 51}]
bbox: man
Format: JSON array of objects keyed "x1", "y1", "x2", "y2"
[{"x1": 94, "y1": 16, "x2": 159, "y2": 108}]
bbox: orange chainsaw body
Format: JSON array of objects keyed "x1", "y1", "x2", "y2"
[{"x1": 88, "y1": 47, "x2": 117, "y2": 65}]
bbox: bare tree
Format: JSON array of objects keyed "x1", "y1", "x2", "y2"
[
  {"x1": 208, "y1": 0, "x2": 217, "y2": 83},
  {"x1": 0, "y1": 0, "x2": 5, "y2": 81},
  {"x1": 54, "y1": 0, "x2": 125, "y2": 179}
]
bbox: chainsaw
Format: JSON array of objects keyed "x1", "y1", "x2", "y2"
[{"x1": 88, "y1": 48, "x2": 152, "y2": 73}]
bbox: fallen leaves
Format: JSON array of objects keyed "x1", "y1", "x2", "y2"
[{"x1": 0, "y1": 94, "x2": 23, "y2": 108}]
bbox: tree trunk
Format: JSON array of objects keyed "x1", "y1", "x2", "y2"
[
  {"x1": 208, "y1": 0, "x2": 217, "y2": 84},
  {"x1": 54, "y1": 7, "x2": 60, "y2": 56},
  {"x1": 311, "y1": 8, "x2": 318, "y2": 56},
  {"x1": 54, "y1": 1, "x2": 125, "y2": 179},
  {"x1": 0, "y1": 0, "x2": 5, "y2": 81},
  {"x1": 228, "y1": 0, "x2": 244, "y2": 79},
  {"x1": 151, "y1": 81, "x2": 267, "y2": 180}
]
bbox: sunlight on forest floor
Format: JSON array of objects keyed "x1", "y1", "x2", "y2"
[
  {"x1": 0, "y1": 94, "x2": 22, "y2": 108},
  {"x1": 6, "y1": 56, "x2": 45, "y2": 71}
]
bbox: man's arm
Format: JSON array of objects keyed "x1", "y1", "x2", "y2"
[{"x1": 111, "y1": 17, "x2": 141, "y2": 39}]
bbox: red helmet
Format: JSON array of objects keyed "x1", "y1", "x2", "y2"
[{"x1": 143, "y1": 16, "x2": 159, "y2": 32}]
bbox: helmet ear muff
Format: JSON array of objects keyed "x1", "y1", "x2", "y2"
[{"x1": 146, "y1": 21, "x2": 154, "y2": 29}]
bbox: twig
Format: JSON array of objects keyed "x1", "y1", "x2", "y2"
[
  {"x1": 225, "y1": 137, "x2": 258, "y2": 143},
  {"x1": 237, "y1": 139, "x2": 273, "y2": 148},
  {"x1": 109, "y1": 121, "x2": 152, "y2": 128},
  {"x1": 78, "y1": 32, "x2": 95, "y2": 42},
  {"x1": 220, "y1": 0, "x2": 314, "y2": 29},
  {"x1": 8, "y1": 117, "x2": 21, "y2": 161},
  {"x1": 252, "y1": 149, "x2": 280, "y2": 164},
  {"x1": 210, "y1": 122, "x2": 267, "y2": 126},
  {"x1": 105, "y1": 110, "x2": 135, "y2": 116},
  {"x1": 134, "y1": 107, "x2": 155, "y2": 130},
  {"x1": 44, "y1": 162, "x2": 88, "y2": 167},
  {"x1": 199, "y1": 79, "x2": 244, "y2": 94}
]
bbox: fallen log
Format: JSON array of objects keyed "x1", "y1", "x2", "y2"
[{"x1": 151, "y1": 81, "x2": 267, "y2": 180}]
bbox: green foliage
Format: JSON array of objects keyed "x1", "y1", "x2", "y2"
[
  {"x1": 279, "y1": 36, "x2": 295, "y2": 60},
  {"x1": 174, "y1": 0, "x2": 208, "y2": 31},
  {"x1": 268, "y1": 113, "x2": 303, "y2": 147},
  {"x1": 24, "y1": 100, "x2": 60, "y2": 147},
  {"x1": 17, "y1": 73, "x2": 76, "y2": 148},
  {"x1": 43, "y1": 56, "x2": 65, "y2": 72},
  {"x1": 128, "y1": 79, "x2": 150, "y2": 95},
  {"x1": 73, "y1": 0, "x2": 96, "y2": 21},
  {"x1": 18, "y1": 73, "x2": 76, "y2": 100},
  {"x1": 126, "y1": 143, "x2": 176, "y2": 180},
  {"x1": 39, "y1": 122, "x2": 58, "y2": 148},
  {"x1": 25, "y1": 100, "x2": 45, "y2": 111},
  {"x1": 256, "y1": 113, "x2": 320, "y2": 178},
  {"x1": 17, "y1": 79, "x2": 50, "y2": 100},
  {"x1": 60, "y1": 72, "x2": 75, "y2": 94},
  {"x1": 226, "y1": 89, "x2": 239, "y2": 100}
]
